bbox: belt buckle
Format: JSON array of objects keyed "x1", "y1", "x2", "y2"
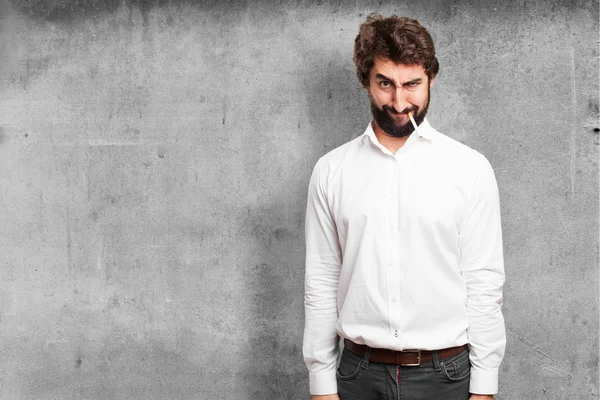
[{"x1": 400, "y1": 350, "x2": 421, "y2": 366}]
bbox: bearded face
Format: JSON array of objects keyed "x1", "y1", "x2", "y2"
[
  {"x1": 367, "y1": 59, "x2": 433, "y2": 139},
  {"x1": 369, "y1": 84, "x2": 430, "y2": 138}
]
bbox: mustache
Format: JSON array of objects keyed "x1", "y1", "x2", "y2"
[{"x1": 383, "y1": 105, "x2": 419, "y2": 114}]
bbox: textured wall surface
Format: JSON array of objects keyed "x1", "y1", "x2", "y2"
[{"x1": 0, "y1": 0, "x2": 598, "y2": 399}]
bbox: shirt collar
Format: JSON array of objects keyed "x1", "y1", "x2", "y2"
[{"x1": 413, "y1": 118, "x2": 435, "y2": 140}]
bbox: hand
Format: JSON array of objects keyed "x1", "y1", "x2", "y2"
[
  {"x1": 313, "y1": 395, "x2": 340, "y2": 400},
  {"x1": 470, "y1": 395, "x2": 494, "y2": 400}
]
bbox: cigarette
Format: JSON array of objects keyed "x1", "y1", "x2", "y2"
[{"x1": 408, "y1": 111, "x2": 422, "y2": 138}]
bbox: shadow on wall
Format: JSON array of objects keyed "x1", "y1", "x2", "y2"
[
  {"x1": 305, "y1": 51, "x2": 370, "y2": 157},
  {"x1": 238, "y1": 43, "x2": 367, "y2": 397}
]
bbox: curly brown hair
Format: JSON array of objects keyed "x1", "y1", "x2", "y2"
[{"x1": 353, "y1": 14, "x2": 439, "y2": 87}]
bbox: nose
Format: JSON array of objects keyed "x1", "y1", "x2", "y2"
[{"x1": 392, "y1": 87, "x2": 409, "y2": 113}]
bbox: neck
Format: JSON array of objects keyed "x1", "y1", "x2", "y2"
[{"x1": 371, "y1": 120, "x2": 411, "y2": 154}]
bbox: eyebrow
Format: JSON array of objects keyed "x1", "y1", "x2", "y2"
[{"x1": 375, "y1": 74, "x2": 423, "y2": 86}]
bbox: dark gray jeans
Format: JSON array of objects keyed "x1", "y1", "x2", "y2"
[{"x1": 336, "y1": 346, "x2": 471, "y2": 400}]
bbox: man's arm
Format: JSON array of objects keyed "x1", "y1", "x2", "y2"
[
  {"x1": 458, "y1": 155, "x2": 506, "y2": 396},
  {"x1": 303, "y1": 159, "x2": 343, "y2": 396}
]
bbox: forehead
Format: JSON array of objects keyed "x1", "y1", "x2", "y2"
[{"x1": 369, "y1": 57, "x2": 427, "y2": 81}]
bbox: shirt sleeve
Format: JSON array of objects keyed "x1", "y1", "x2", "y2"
[
  {"x1": 303, "y1": 159, "x2": 343, "y2": 395},
  {"x1": 458, "y1": 155, "x2": 506, "y2": 395}
]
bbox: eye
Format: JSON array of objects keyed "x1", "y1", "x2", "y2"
[
  {"x1": 378, "y1": 81, "x2": 393, "y2": 91},
  {"x1": 404, "y1": 81, "x2": 420, "y2": 92}
]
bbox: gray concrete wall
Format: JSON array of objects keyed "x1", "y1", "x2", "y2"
[{"x1": 0, "y1": 0, "x2": 597, "y2": 398}]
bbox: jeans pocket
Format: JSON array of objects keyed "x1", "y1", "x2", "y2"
[
  {"x1": 440, "y1": 349, "x2": 471, "y2": 382},
  {"x1": 336, "y1": 348, "x2": 364, "y2": 381}
]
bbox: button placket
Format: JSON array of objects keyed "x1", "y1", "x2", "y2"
[
  {"x1": 387, "y1": 176, "x2": 396, "y2": 264},
  {"x1": 386, "y1": 160, "x2": 398, "y2": 266},
  {"x1": 387, "y1": 158, "x2": 402, "y2": 342}
]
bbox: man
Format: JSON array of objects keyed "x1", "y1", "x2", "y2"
[{"x1": 303, "y1": 14, "x2": 505, "y2": 400}]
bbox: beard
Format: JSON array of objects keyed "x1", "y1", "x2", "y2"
[{"x1": 370, "y1": 88, "x2": 430, "y2": 138}]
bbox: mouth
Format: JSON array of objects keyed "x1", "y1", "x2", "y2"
[
  {"x1": 386, "y1": 109, "x2": 411, "y2": 121},
  {"x1": 385, "y1": 106, "x2": 417, "y2": 117}
]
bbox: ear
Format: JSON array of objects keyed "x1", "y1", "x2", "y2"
[{"x1": 429, "y1": 78, "x2": 435, "y2": 88}]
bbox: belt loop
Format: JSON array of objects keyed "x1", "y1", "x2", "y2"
[
  {"x1": 432, "y1": 351, "x2": 441, "y2": 371},
  {"x1": 361, "y1": 346, "x2": 372, "y2": 369}
]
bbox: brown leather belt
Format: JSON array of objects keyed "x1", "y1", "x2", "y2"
[{"x1": 344, "y1": 339, "x2": 468, "y2": 366}]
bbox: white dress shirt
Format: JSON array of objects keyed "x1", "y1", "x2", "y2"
[{"x1": 303, "y1": 119, "x2": 506, "y2": 395}]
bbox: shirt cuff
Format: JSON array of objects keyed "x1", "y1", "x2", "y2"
[
  {"x1": 309, "y1": 370, "x2": 338, "y2": 395},
  {"x1": 469, "y1": 367, "x2": 498, "y2": 395}
]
